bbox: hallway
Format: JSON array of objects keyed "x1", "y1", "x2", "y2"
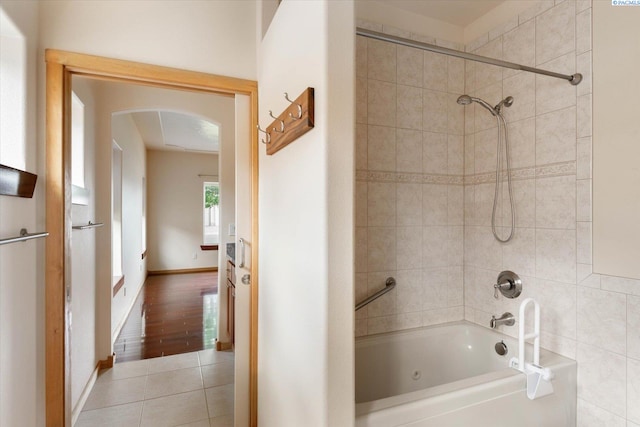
[
  {"x1": 76, "y1": 349, "x2": 234, "y2": 426},
  {"x1": 114, "y1": 272, "x2": 218, "y2": 363}
]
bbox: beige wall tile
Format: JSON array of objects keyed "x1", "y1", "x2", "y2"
[
  {"x1": 423, "y1": 50, "x2": 447, "y2": 91},
  {"x1": 473, "y1": 82, "x2": 502, "y2": 132},
  {"x1": 576, "y1": 179, "x2": 591, "y2": 221},
  {"x1": 503, "y1": 20, "x2": 535, "y2": 79},
  {"x1": 475, "y1": 227, "x2": 503, "y2": 270},
  {"x1": 397, "y1": 128, "x2": 423, "y2": 173},
  {"x1": 356, "y1": 77, "x2": 368, "y2": 124},
  {"x1": 576, "y1": 8, "x2": 592, "y2": 55},
  {"x1": 423, "y1": 226, "x2": 449, "y2": 268},
  {"x1": 535, "y1": 279, "x2": 578, "y2": 338},
  {"x1": 447, "y1": 92, "x2": 465, "y2": 135},
  {"x1": 475, "y1": 37, "x2": 504, "y2": 89},
  {"x1": 395, "y1": 269, "x2": 423, "y2": 313},
  {"x1": 356, "y1": 123, "x2": 368, "y2": 170},
  {"x1": 536, "y1": 175, "x2": 576, "y2": 229},
  {"x1": 397, "y1": 45, "x2": 423, "y2": 88},
  {"x1": 507, "y1": 117, "x2": 535, "y2": 169},
  {"x1": 367, "y1": 271, "x2": 397, "y2": 317},
  {"x1": 368, "y1": 182, "x2": 396, "y2": 226},
  {"x1": 368, "y1": 39, "x2": 396, "y2": 82},
  {"x1": 577, "y1": 399, "x2": 626, "y2": 427},
  {"x1": 423, "y1": 131, "x2": 448, "y2": 174},
  {"x1": 601, "y1": 276, "x2": 640, "y2": 297},
  {"x1": 464, "y1": 134, "x2": 475, "y2": 175},
  {"x1": 474, "y1": 183, "x2": 496, "y2": 227},
  {"x1": 536, "y1": 52, "x2": 577, "y2": 115},
  {"x1": 355, "y1": 181, "x2": 367, "y2": 227},
  {"x1": 448, "y1": 185, "x2": 464, "y2": 226},
  {"x1": 629, "y1": 359, "x2": 640, "y2": 424},
  {"x1": 423, "y1": 184, "x2": 448, "y2": 226},
  {"x1": 447, "y1": 56, "x2": 465, "y2": 94},
  {"x1": 422, "y1": 267, "x2": 449, "y2": 309},
  {"x1": 578, "y1": 287, "x2": 627, "y2": 354},
  {"x1": 627, "y1": 295, "x2": 640, "y2": 360},
  {"x1": 422, "y1": 89, "x2": 448, "y2": 133},
  {"x1": 577, "y1": 136, "x2": 592, "y2": 179},
  {"x1": 397, "y1": 85, "x2": 423, "y2": 130},
  {"x1": 356, "y1": 36, "x2": 367, "y2": 79},
  {"x1": 576, "y1": 51, "x2": 592, "y2": 97},
  {"x1": 536, "y1": 228, "x2": 576, "y2": 284},
  {"x1": 502, "y1": 227, "x2": 536, "y2": 277},
  {"x1": 577, "y1": 93, "x2": 592, "y2": 138},
  {"x1": 367, "y1": 227, "x2": 396, "y2": 272},
  {"x1": 448, "y1": 226, "x2": 464, "y2": 266},
  {"x1": 536, "y1": 1, "x2": 576, "y2": 65},
  {"x1": 503, "y1": 72, "x2": 535, "y2": 122},
  {"x1": 536, "y1": 106, "x2": 577, "y2": 165},
  {"x1": 397, "y1": 182, "x2": 422, "y2": 226},
  {"x1": 396, "y1": 227, "x2": 423, "y2": 271},
  {"x1": 355, "y1": 226, "x2": 368, "y2": 273},
  {"x1": 577, "y1": 343, "x2": 626, "y2": 417},
  {"x1": 577, "y1": 221, "x2": 592, "y2": 264},
  {"x1": 448, "y1": 134, "x2": 464, "y2": 175},
  {"x1": 474, "y1": 127, "x2": 498, "y2": 174},
  {"x1": 367, "y1": 124, "x2": 396, "y2": 171},
  {"x1": 368, "y1": 80, "x2": 396, "y2": 127},
  {"x1": 508, "y1": 178, "x2": 536, "y2": 228}
]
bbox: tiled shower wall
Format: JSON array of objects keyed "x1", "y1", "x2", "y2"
[
  {"x1": 355, "y1": 1, "x2": 640, "y2": 425},
  {"x1": 354, "y1": 26, "x2": 466, "y2": 336},
  {"x1": 462, "y1": 2, "x2": 640, "y2": 425}
]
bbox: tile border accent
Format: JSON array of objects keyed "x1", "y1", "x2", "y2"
[{"x1": 357, "y1": 161, "x2": 575, "y2": 186}]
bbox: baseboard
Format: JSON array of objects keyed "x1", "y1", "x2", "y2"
[
  {"x1": 99, "y1": 354, "x2": 115, "y2": 370},
  {"x1": 148, "y1": 267, "x2": 218, "y2": 275},
  {"x1": 71, "y1": 361, "x2": 100, "y2": 425},
  {"x1": 216, "y1": 341, "x2": 233, "y2": 351}
]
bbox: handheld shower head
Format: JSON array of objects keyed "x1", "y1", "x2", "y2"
[
  {"x1": 457, "y1": 94, "x2": 498, "y2": 116},
  {"x1": 456, "y1": 95, "x2": 472, "y2": 105}
]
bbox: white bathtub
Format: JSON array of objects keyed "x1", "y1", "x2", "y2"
[{"x1": 355, "y1": 321, "x2": 576, "y2": 427}]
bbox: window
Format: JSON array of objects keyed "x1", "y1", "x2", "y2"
[
  {"x1": 203, "y1": 182, "x2": 219, "y2": 245},
  {"x1": 71, "y1": 92, "x2": 85, "y2": 188}
]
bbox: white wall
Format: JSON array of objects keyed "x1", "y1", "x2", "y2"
[
  {"x1": 110, "y1": 113, "x2": 147, "y2": 339},
  {"x1": 0, "y1": 3, "x2": 41, "y2": 427},
  {"x1": 38, "y1": 0, "x2": 256, "y2": 80},
  {"x1": 69, "y1": 77, "x2": 99, "y2": 414},
  {"x1": 257, "y1": 1, "x2": 355, "y2": 425},
  {"x1": 146, "y1": 150, "x2": 218, "y2": 271}
]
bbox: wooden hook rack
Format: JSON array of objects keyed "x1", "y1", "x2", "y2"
[{"x1": 263, "y1": 87, "x2": 314, "y2": 155}]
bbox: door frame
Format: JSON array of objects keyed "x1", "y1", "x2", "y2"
[{"x1": 44, "y1": 49, "x2": 259, "y2": 426}]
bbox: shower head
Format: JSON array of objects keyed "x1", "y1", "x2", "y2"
[
  {"x1": 456, "y1": 94, "x2": 498, "y2": 116},
  {"x1": 456, "y1": 95, "x2": 473, "y2": 105}
]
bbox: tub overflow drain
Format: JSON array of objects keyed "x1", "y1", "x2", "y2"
[{"x1": 412, "y1": 370, "x2": 421, "y2": 380}]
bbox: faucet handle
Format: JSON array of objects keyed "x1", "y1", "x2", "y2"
[{"x1": 493, "y1": 271, "x2": 522, "y2": 299}]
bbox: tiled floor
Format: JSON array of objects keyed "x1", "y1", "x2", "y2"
[{"x1": 77, "y1": 349, "x2": 234, "y2": 427}]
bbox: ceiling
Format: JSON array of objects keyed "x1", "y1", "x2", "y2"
[
  {"x1": 128, "y1": 111, "x2": 219, "y2": 153},
  {"x1": 383, "y1": 0, "x2": 505, "y2": 27}
]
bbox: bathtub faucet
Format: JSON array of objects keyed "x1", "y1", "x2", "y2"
[{"x1": 490, "y1": 312, "x2": 515, "y2": 329}]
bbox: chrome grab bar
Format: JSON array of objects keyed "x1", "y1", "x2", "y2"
[
  {"x1": 355, "y1": 277, "x2": 396, "y2": 311},
  {"x1": 0, "y1": 228, "x2": 49, "y2": 246},
  {"x1": 72, "y1": 221, "x2": 104, "y2": 230}
]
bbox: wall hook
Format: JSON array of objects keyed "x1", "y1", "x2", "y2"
[
  {"x1": 257, "y1": 124, "x2": 271, "y2": 144},
  {"x1": 269, "y1": 110, "x2": 285, "y2": 133},
  {"x1": 284, "y1": 92, "x2": 303, "y2": 120}
]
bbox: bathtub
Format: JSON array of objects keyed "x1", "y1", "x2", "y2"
[{"x1": 355, "y1": 321, "x2": 576, "y2": 427}]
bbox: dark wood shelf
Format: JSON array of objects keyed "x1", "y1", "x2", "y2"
[{"x1": 0, "y1": 164, "x2": 38, "y2": 198}]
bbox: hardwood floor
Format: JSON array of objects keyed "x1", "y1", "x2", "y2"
[{"x1": 114, "y1": 272, "x2": 218, "y2": 363}]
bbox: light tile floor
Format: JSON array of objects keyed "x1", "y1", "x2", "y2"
[{"x1": 77, "y1": 349, "x2": 234, "y2": 427}]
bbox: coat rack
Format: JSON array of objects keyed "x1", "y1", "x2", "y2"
[{"x1": 258, "y1": 87, "x2": 315, "y2": 155}]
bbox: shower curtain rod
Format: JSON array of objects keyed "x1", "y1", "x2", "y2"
[{"x1": 356, "y1": 28, "x2": 582, "y2": 86}]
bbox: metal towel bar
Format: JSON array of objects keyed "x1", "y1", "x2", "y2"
[
  {"x1": 355, "y1": 277, "x2": 396, "y2": 311},
  {"x1": 72, "y1": 221, "x2": 104, "y2": 230},
  {"x1": 0, "y1": 228, "x2": 49, "y2": 246}
]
